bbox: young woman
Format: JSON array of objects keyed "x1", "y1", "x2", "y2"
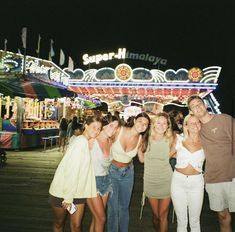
[
  {"x1": 139, "y1": 112, "x2": 175, "y2": 232},
  {"x1": 89, "y1": 114, "x2": 120, "y2": 232},
  {"x1": 48, "y1": 115, "x2": 102, "y2": 232},
  {"x1": 107, "y1": 112, "x2": 151, "y2": 232},
  {"x1": 58, "y1": 117, "x2": 68, "y2": 152},
  {"x1": 171, "y1": 114, "x2": 205, "y2": 232},
  {"x1": 67, "y1": 116, "x2": 78, "y2": 138}
]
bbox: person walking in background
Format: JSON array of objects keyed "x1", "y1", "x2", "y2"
[
  {"x1": 58, "y1": 117, "x2": 68, "y2": 152},
  {"x1": 171, "y1": 114, "x2": 205, "y2": 232},
  {"x1": 187, "y1": 95, "x2": 235, "y2": 232},
  {"x1": 48, "y1": 115, "x2": 102, "y2": 232},
  {"x1": 139, "y1": 112, "x2": 175, "y2": 232},
  {"x1": 107, "y1": 112, "x2": 151, "y2": 232},
  {"x1": 67, "y1": 116, "x2": 78, "y2": 138},
  {"x1": 89, "y1": 114, "x2": 120, "y2": 232}
]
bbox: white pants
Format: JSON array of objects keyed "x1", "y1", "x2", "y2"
[{"x1": 171, "y1": 171, "x2": 204, "y2": 232}]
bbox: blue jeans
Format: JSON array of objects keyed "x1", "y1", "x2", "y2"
[{"x1": 107, "y1": 163, "x2": 134, "y2": 232}]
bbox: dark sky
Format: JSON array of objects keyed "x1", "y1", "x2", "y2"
[{"x1": 1, "y1": 0, "x2": 235, "y2": 115}]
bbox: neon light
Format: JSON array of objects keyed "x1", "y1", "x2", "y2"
[
  {"x1": 209, "y1": 93, "x2": 221, "y2": 114},
  {"x1": 164, "y1": 68, "x2": 189, "y2": 82},
  {"x1": 83, "y1": 48, "x2": 126, "y2": 65},
  {"x1": 125, "y1": 51, "x2": 167, "y2": 66},
  {"x1": 68, "y1": 81, "x2": 217, "y2": 89},
  {"x1": 0, "y1": 50, "x2": 70, "y2": 86}
]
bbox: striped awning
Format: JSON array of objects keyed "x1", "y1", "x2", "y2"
[{"x1": 0, "y1": 76, "x2": 75, "y2": 100}]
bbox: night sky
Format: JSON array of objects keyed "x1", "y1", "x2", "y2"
[{"x1": 1, "y1": 0, "x2": 235, "y2": 115}]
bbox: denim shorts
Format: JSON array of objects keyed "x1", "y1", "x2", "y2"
[{"x1": 96, "y1": 175, "x2": 112, "y2": 196}]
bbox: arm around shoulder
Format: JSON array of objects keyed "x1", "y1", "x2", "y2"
[
  {"x1": 137, "y1": 138, "x2": 145, "y2": 163},
  {"x1": 169, "y1": 134, "x2": 177, "y2": 158}
]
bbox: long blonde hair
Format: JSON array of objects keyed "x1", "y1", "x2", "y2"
[
  {"x1": 182, "y1": 114, "x2": 194, "y2": 139},
  {"x1": 150, "y1": 112, "x2": 173, "y2": 140}
]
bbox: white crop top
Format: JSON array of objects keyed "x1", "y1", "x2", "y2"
[
  {"x1": 91, "y1": 139, "x2": 112, "y2": 176},
  {"x1": 175, "y1": 134, "x2": 205, "y2": 172}
]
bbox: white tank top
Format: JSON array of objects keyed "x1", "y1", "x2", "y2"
[{"x1": 91, "y1": 139, "x2": 112, "y2": 176}]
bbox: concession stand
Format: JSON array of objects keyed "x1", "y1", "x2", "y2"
[{"x1": 0, "y1": 50, "x2": 74, "y2": 149}]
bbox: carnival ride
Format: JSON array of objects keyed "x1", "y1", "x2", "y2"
[{"x1": 66, "y1": 63, "x2": 221, "y2": 114}]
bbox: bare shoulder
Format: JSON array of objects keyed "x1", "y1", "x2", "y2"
[{"x1": 112, "y1": 126, "x2": 122, "y2": 141}]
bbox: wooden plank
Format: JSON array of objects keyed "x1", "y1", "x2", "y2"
[{"x1": 0, "y1": 150, "x2": 219, "y2": 231}]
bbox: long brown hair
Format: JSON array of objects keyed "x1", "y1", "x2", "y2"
[{"x1": 133, "y1": 112, "x2": 151, "y2": 153}]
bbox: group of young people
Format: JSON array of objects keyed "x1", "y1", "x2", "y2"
[
  {"x1": 49, "y1": 112, "x2": 150, "y2": 232},
  {"x1": 48, "y1": 94, "x2": 235, "y2": 232}
]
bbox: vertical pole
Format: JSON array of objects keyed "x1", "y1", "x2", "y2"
[
  {"x1": 22, "y1": 48, "x2": 27, "y2": 78},
  {"x1": 0, "y1": 96, "x2": 2, "y2": 118},
  {"x1": 16, "y1": 97, "x2": 24, "y2": 150},
  {"x1": 63, "y1": 97, "x2": 66, "y2": 118},
  {"x1": 6, "y1": 96, "x2": 10, "y2": 118},
  {"x1": 44, "y1": 99, "x2": 47, "y2": 119},
  {"x1": 39, "y1": 101, "x2": 42, "y2": 119}
]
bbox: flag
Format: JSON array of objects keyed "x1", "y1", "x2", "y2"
[
  {"x1": 48, "y1": 39, "x2": 55, "y2": 61},
  {"x1": 59, "y1": 49, "x2": 65, "y2": 66},
  {"x1": 4, "y1": 39, "x2": 7, "y2": 51},
  {"x1": 21, "y1": 27, "x2": 27, "y2": 49},
  {"x1": 68, "y1": 56, "x2": 74, "y2": 71},
  {"x1": 36, "y1": 34, "x2": 41, "y2": 55}
]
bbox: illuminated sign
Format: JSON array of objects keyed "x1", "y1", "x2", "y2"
[
  {"x1": 26, "y1": 60, "x2": 69, "y2": 86},
  {"x1": 0, "y1": 50, "x2": 69, "y2": 86},
  {"x1": 82, "y1": 48, "x2": 168, "y2": 66},
  {"x1": 125, "y1": 51, "x2": 167, "y2": 66},
  {"x1": 83, "y1": 48, "x2": 126, "y2": 65}
]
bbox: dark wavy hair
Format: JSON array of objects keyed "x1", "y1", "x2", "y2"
[
  {"x1": 102, "y1": 114, "x2": 121, "y2": 127},
  {"x1": 126, "y1": 112, "x2": 151, "y2": 153}
]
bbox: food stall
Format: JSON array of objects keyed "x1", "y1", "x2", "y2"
[
  {"x1": 0, "y1": 50, "x2": 74, "y2": 149},
  {"x1": 0, "y1": 96, "x2": 61, "y2": 149}
]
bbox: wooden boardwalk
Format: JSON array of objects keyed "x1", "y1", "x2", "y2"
[{"x1": 0, "y1": 149, "x2": 219, "y2": 232}]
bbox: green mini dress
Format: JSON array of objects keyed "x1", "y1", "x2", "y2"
[{"x1": 144, "y1": 138, "x2": 172, "y2": 199}]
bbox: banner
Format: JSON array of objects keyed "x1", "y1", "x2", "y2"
[
  {"x1": 21, "y1": 27, "x2": 27, "y2": 49},
  {"x1": 59, "y1": 49, "x2": 65, "y2": 66},
  {"x1": 4, "y1": 39, "x2": 7, "y2": 51},
  {"x1": 36, "y1": 34, "x2": 41, "y2": 55},
  {"x1": 48, "y1": 39, "x2": 55, "y2": 61},
  {"x1": 68, "y1": 56, "x2": 74, "y2": 71}
]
